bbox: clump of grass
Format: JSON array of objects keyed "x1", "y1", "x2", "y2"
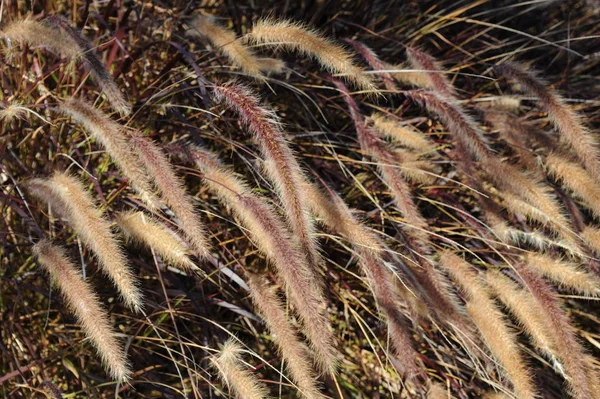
[
  {"x1": 247, "y1": 19, "x2": 376, "y2": 91},
  {"x1": 33, "y1": 240, "x2": 131, "y2": 382},
  {"x1": 28, "y1": 173, "x2": 143, "y2": 312}
]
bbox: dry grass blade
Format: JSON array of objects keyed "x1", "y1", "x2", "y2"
[
  {"x1": 247, "y1": 275, "x2": 323, "y2": 399},
  {"x1": 116, "y1": 211, "x2": 197, "y2": 272},
  {"x1": 247, "y1": 19, "x2": 376, "y2": 91},
  {"x1": 33, "y1": 240, "x2": 131, "y2": 382},
  {"x1": 60, "y1": 98, "x2": 160, "y2": 209},
  {"x1": 212, "y1": 339, "x2": 270, "y2": 399},
  {"x1": 438, "y1": 252, "x2": 536, "y2": 399},
  {"x1": 188, "y1": 146, "x2": 336, "y2": 374},
  {"x1": 495, "y1": 63, "x2": 600, "y2": 182},
  {"x1": 212, "y1": 82, "x2": 321, "y2": 273},
  {"x1": 27, "y1": 173, "x2": 143, "y2": 312},
  {"x1": 187, "y1": 14, "x2": 265, "y2": 78}
]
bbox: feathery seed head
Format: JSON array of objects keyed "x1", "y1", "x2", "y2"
[
  {"x1": 28, "y1": 172, "x2": 144, "y2": 312},
  {"x1": 247, "y1": 19, "x2": 377, "y2": 91},
  {"x1": 34, "y1": 240, "x2": 131, "y2": 382},
  {"x1": 212, "y1": 339, "x2": 271, "y2": 399}
]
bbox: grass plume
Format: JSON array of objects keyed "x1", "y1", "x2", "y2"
[
  {"x1": 438, "y1": 252, "x2": 536, "y2": 399},
  {"x1": 525, "y1": 253, "x2": 600, "y2": 297},
  {"x1": 116, "y1": 211, "x2": 197, "y2": 272},
  {"x1": 517, "y1": 266, "x2": 598, "y2": 399},
  {"x1": 495, "y1": 62, "x2": 600, "y2": 182},
  {"x1": 406, "y1": 47, "x2": 456, "y2": 98},
  {"x1": 128, "y1": 132, "x2": 212, "y2": 259},
  {"x1": 28, "y1": 173, "x2": 143, "y2": 312},
  {"x1": 187, "y1": 146, "x2": 336, "y2": 374},
  {"x1": 546, "y1": 153, "x2": 600, "y2": 219},
  {"x1": 1, "y1": 18, "x2": 130, "y2": 115},
  {"x1": 33, "y1": 240, "x2": 131, "y2": 382},
  {"x1": 44, "y1": 16, "x2": 131, "y2": 116},
  {"x1": 212, "y1": 339, "x2": 270, "y2": 399},
  {"x1": 369, "y1": 113, "x2": 433, "y2": 152},
  {"x1": 247, "y1": 19, "x2": 376, "y2": 91},
  {"x1": 60, "y1": 98, "x2": 160, "y2": 209},
  {"x1": 486, "y1": 271, "x2": 559, "y2": 367},
  {"x1": 246, "y1": 275, "x2": 323, "y2": 399},
  {"x1": 187, "y1": 14, "x2": 265, "y2": 78},
  {"x1": 212, "y1": 82, "x2": 321, "y2": 273},
  {"x1": 345, "y1": 39, "x2": 397, "y2": 92}
]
